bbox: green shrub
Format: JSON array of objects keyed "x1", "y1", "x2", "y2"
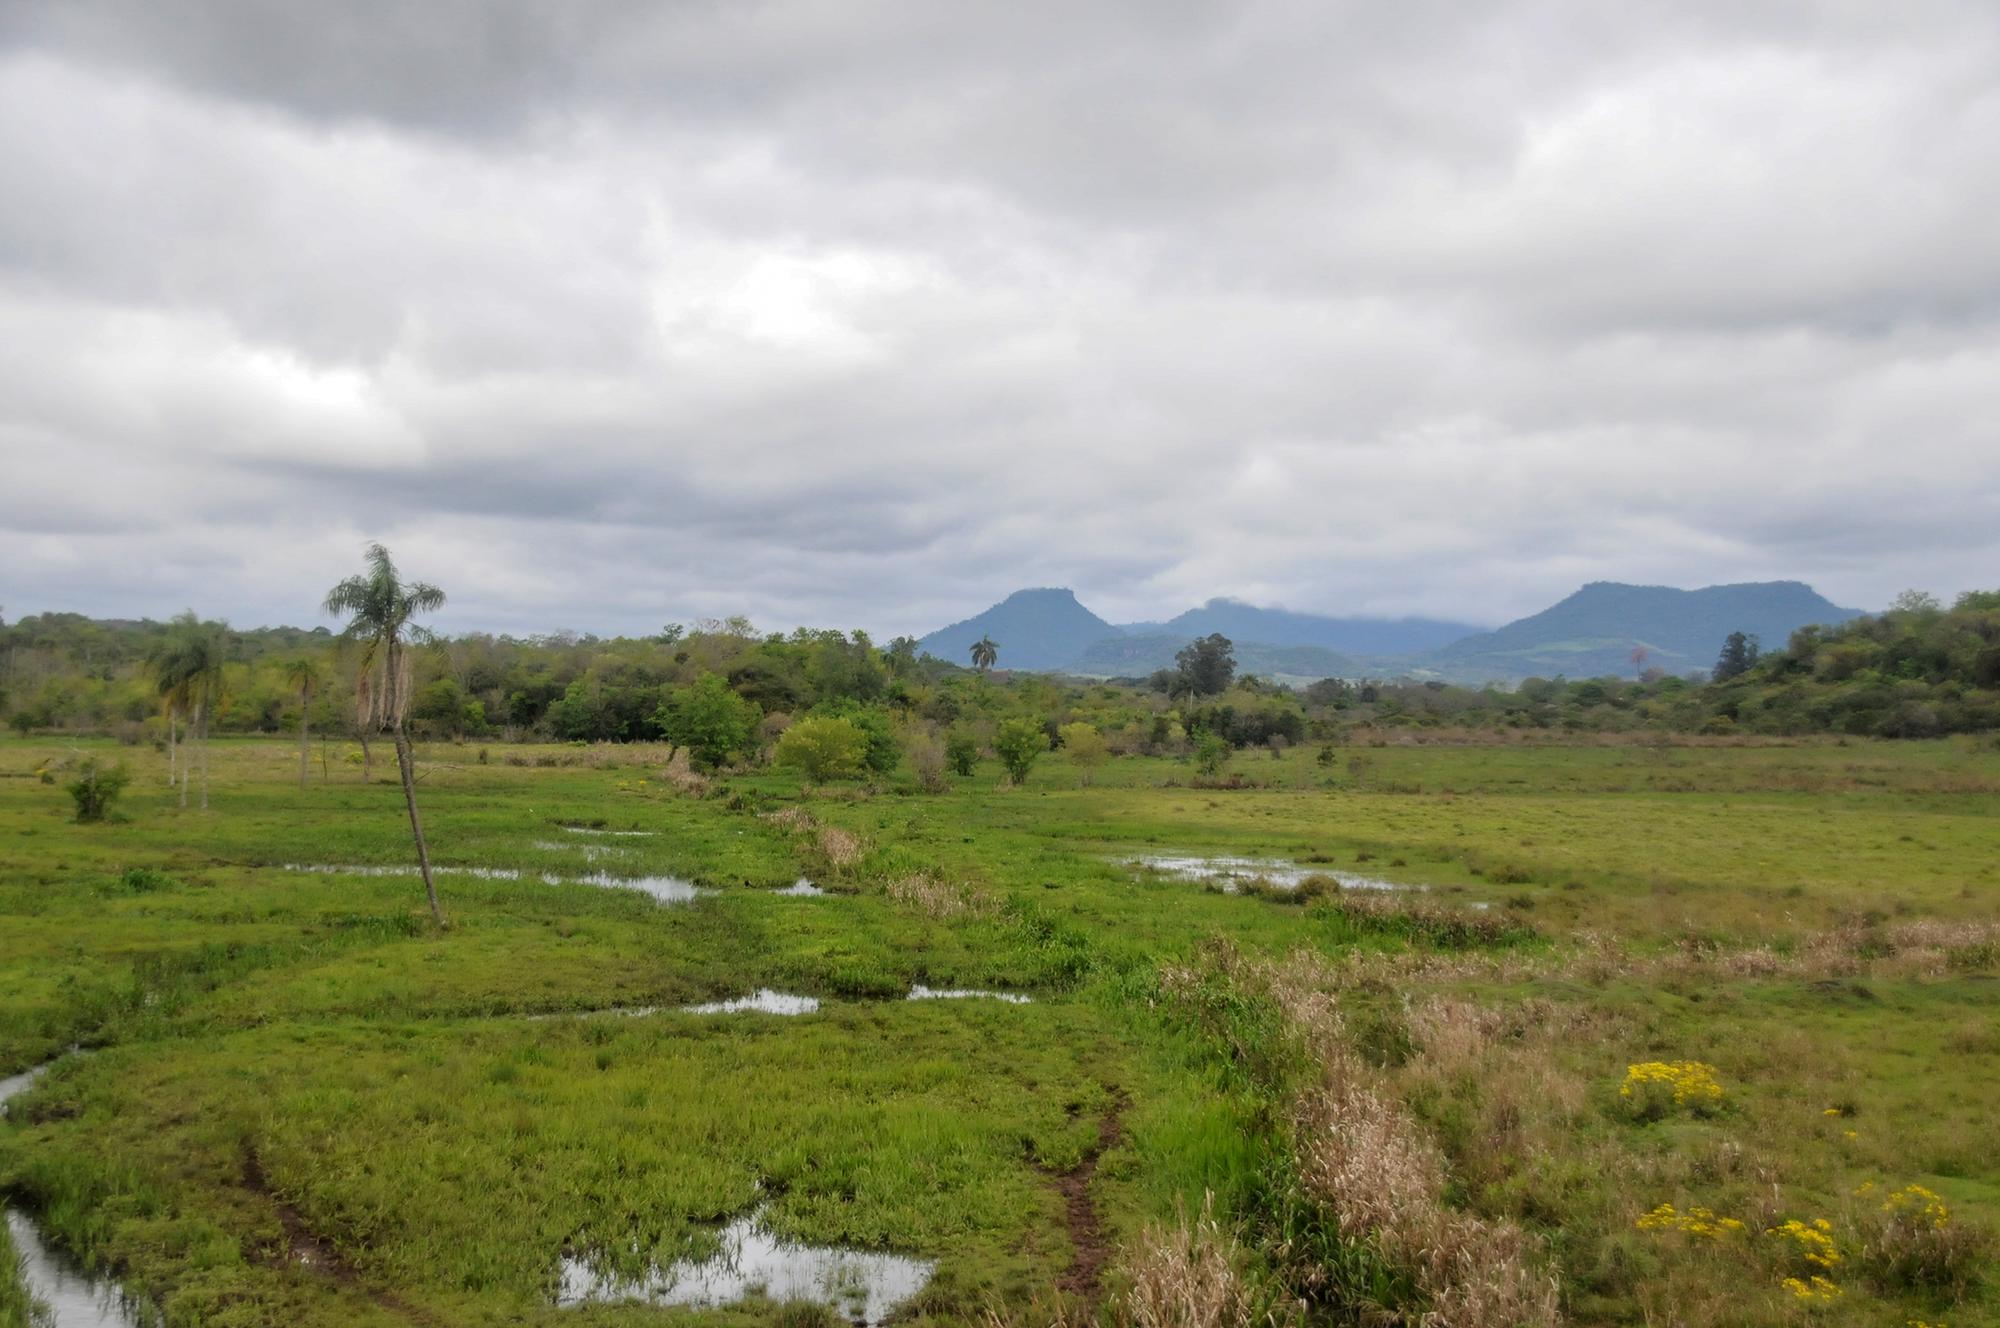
[
  {"x1": 1194, "y1": 733, "x2": 1230, "y2": 777},
  {"x1": 66, "y1": 758, "x2": 130, "y2": 822},
  {"x1": 993, "y1": 718, "x2": 1048, "y2": 785},
  {"x1": 775, "y1": 716, "x2": 869, "y2": 782},
  {"x1": 944, "y1": 732, "x2": 979, "y2": 777}
]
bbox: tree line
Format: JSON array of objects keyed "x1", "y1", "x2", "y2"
[{"x1": 4, "y1": 587, "x2": 1997, "y2": 755}]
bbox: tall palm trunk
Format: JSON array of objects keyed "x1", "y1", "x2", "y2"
[
  {"x1": 393, "y1": 728, "x2": 444, "y2": 926},
  {"x1": 298, "y1": 685, "x2": 311, "y2": 789},
  {"x1": 167, "y1": 708, "x2": 178, "y2": 787},
  {"x1": 358, "y1": 728, "x2": 373, "y2": 783},
  {"x1": 179, "y1": 704, "x2": 191, "y2": 809},
  {"x1": 197, "y1": 699, "x2": 210, "y2": 811}
]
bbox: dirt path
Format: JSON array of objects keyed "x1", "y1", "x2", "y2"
[
  {"x1": 241, "y1": 1147, "x2": 444, "y2": 1326},
  {"x1": 1052, "y1": 1089, "x2": 1127, "y2": 1305}
]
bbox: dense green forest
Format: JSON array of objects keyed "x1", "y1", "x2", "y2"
[{"x1": 2, "y1": 590, "x2": 1996, "y2": 760}]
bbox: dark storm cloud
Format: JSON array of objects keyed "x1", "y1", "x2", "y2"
[{"x1": 2, "y1": 1, "x2": 1998, "y2": 637}]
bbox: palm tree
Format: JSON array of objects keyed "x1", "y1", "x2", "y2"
[
  {"x1": 324, "y1": 543, "x2": 447, "y2": 927},
  {"x1": 283, "y1": 656, "x2": 326, "y2": 789},
  {"x1": 183, "y1": 617, "x2": 228, "y2": 811},
  {"x1": 970, "y1": 635, "x2": 999, "y2": 673},
  {"x1": 148, "y1": 612, "x2": 225, "y2": 808},
  {"x1": 145, "y1": 619, "x2": 197, "y2": 794}
]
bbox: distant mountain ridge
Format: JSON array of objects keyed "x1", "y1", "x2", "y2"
[
  {"x1": 915, "y1": 587, "x2": 1119, "y2": 670},
  {"x1": 918, "y1": 580, "x2": 1867, "y2": 683},
  {"x1": 1427, "y1": 581, "x2": 1864, "y2": 682},
  {"x1": 1118, "y1": 598, "x2": 1482, "y2": 655}
]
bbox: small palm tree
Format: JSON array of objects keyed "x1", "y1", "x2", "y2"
[
  {"x1": 283, "y1": 655, "x2": 326, "y2": 789},
  {"x1": 970, "y1": 635, "x2": 999, "y2": 673},
  {"x1": 152, "y1": 612, "x2": 227, "y2": 809},
  {"x1": 145, "y1": 618, "x2": 198, "y2": 795},
  {"x1": 185, "y1": 618, "x2": 228, "y2": 811},
  {"x1": 324, "y1": 544, "x2": 447, "y2": 927}
]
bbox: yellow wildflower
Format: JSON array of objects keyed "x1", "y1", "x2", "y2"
[
  {"x1": 1621, "y1": 1060, "x2": 1725, "y2": 1110},
  {"x1": 1636, "y1": 1202, "x2": 1745, "y2": 1239},
  {"x1": 1781, "y1": 1275, "x2": 1842, "y2": 1302},
  {"x1": 1768, "y1": 1218, "x2": 1842, "y2": 1271},
  {"x1": 1882, "y1": 1183, "x2": 1949, "y2": 1228}
]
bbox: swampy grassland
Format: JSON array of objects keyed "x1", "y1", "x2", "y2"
[{"x1": 2, "y1": 736, "x2": 1997, "y2": 1327}]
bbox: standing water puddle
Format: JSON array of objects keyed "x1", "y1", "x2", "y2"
[
  {"x1": 775, "y1": 879, "x2": 826, "y2": 897},
  {"x1": 907, "y1": 986, "x2": 1031, "y2": 1004},
  {"x1": 1128, "y1": 854, "x2": 1408, "y2": 894},
  {"x1": 557, "y1": 1208, "x2": 932, "y2": 1324},
  {"x1": 3, "y1": 1060, "x2": 146, "y2": 1327},
  {"x1": 557, "y1": 826, "x2": 658, "y2": 837},
  {"x1": 683, "y1": 991, "x2": 820, "y2": 1016},
  {"x1": 282, "y1": 864, "x2": 702, "y2": 904}
]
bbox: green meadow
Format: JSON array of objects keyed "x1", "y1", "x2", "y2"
[{"x1": 2, "y1": 734, "x2": 1997, "y2": 1326}]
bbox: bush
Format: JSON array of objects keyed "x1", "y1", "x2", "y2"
[
  {"x1": 102, "y1": 867, "x2": 178, "y2": 895},
  {"x1": 943, "y1": 731, "x2": 979, "y2": 777},
  {"x1": 1194, "y1": 733, "x2": 1230, "y2": 777},
  {"x1": 993, "y1": 718, "x2": 1048, "y2": 785},
  {"x1": 1057, "y1": 721, "x2": 1107, "y2": 781},
  {"x1": 908, "y1": 731, "x2": 949, "y2": 793},
  {"x1": 812, "y1": 700, "x2": 900, "y2": 774},
  {"x1": 67, "y1": 758, "x2": 131, "y2": 822},
  {"x1": 1857, "y1": 1183, "x2": 1993, "y2": 1298},
  {"x1": 775, "y1": 716, "x2": 869, "y2": 782}
]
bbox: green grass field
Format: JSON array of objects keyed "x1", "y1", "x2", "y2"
[{"x1": 2, "y1": 735, "x2": 1996, "y2": 1326}]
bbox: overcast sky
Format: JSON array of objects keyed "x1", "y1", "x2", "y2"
[{"x1": 3, "y1": 2, "x2": 1997, "y2": 638}]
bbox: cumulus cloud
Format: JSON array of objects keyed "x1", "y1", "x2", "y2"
[{"x1": 1, "y1": 0, "x2": 1997, "y2": 637}]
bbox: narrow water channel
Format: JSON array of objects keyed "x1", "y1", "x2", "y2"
[{"x1": 2, "y1": 1059, "x2": 144, "y2": 1327}]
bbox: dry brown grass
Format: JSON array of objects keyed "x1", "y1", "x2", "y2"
[
  {"x1": 657, "y1": 747, "x2": 709, "y2": 797},
  {"x1": 886, "y1": 871, "x2": 989, "y2": 920},
  {"x1": 1121, "y1": 1195, "x2": 1260, "y2": 1328},
  {"x1": 1258, "y1": 952, "x2": 1564, "y2": 1328},
  {"x1": 815, "y1": 824, "x2": 865, "y2": 869},
  {"x1": 759, "y1": 805, "x2": 818, "y2": 834}
]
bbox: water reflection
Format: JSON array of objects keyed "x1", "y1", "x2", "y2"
[{"x1": 557, "y1": 1209, "x2": 931, "y2": 1324}]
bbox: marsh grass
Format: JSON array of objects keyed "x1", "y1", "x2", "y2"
[{"x1": 1, "y1": 735, "x2": 1996, "y2": 1325}]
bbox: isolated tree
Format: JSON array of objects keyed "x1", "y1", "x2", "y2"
[
  {"x1": 970, "y1": 635, "x2": 999, "y2": 673},
  {"x1": 1711, "y1": 631, "x2": 1761, "y2": 683},
  {"x1": 324, "y1": 543, "x2": 448, "y2": 927},
  {"x1": 1174, "y1": 633, "x2": 1236, "y2": 697},
  {"x1": 993, "y1": 717, "x2": 1047, "y2": 785},
  {"x1": 284, "y1": 655, "x2": 326, "y2": 789},
  {"x1": 656, "y1": 673, "x2": 760, "y2": 770}
]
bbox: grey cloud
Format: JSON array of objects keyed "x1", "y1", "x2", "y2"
[{"x1": 2, "y1": 1, "x2": 1998, "y2": 638}]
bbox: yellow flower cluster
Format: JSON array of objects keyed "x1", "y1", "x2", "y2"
[
  {"x1": 1907, "y1": 1320, "x2": 1948, "y2": 1328},
  {"x1": 1768, "y1": 1217, "x2": 1841, "y2": 1270},
  {"x1": 1620, "y1": 1060, "x2": 1724, "y2": 1106},
  {"x1": 1781, "y1": 1275, "x2": 1842, "y2": 1302},
  {"x1": 1635, "y1": 1203, "x2": 1745, "y2": 1239},
  {"x1": 1883, "y1": 1182, "x2": 1950, "y2": 1228}
]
